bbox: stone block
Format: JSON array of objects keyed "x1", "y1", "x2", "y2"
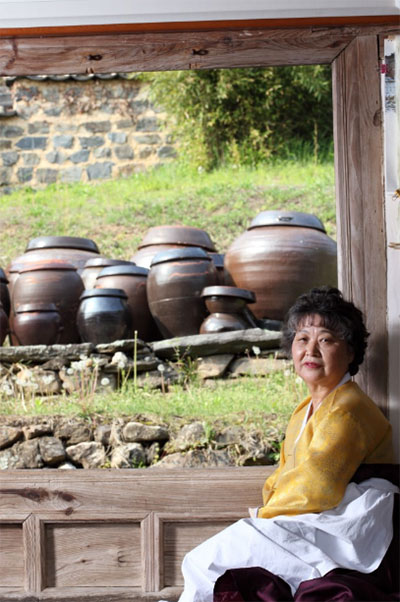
[
  {"x1": 28, "y1": 121, "x2": 50, "y2": 134},
  {"x1": 46, "y1": 150, "x2": 65, "y2": 164},
  {"x1": 54, "y1": 420, "x2": 93, "y2": 444},
  {"x1": 42, "y1": 87, "x2": 60, "y2": 102},
  {"x1": 154, "y1": 448, "x2": 233, "y2": 468},
  {"x1": 60, "y1": 167, "x2": 82, "y2": 183},
  {"x1": 196, "y1": 354, "x2": 234, "y2": 379},
  {"x1": 16, "y1": 167, "x2": 33, "y2": 183},
  {"x1": 22, "y1": 153, "x2": 40, "y2": 166},
  {"x1": 134, "y1": 134, "x2": 161, "y2": 145},
  {"x1": 122, "y1": 421, "x2": 169, "y2": 443},
  {"x1": 69, "y1": 149, "x2": 89, "y2": 164},
  {"x1": 0, "y1": 426, "x2": 22, "y2": 450},
  {"x1": 1, "y1": 151, "x2": 18, "y2": 166},
  {"x1": 94, "y1": 424, "x2": 111, "y2": 447},
  {"x1": 169, "y1": 421, "x2": 206, "y2": 452},
  {"x1": 23, "y1": 422, "x2": 52, "y2": 440},
  {"x1": 44, "y1": 107, "x2": 62, "y2": 117},
  {"x1": 110, "y1": 443, "x2": 146, "y2": 468},
  {"x1": 86, "y1": 161, "x2": 114, "y2": 180},
  {"x1": 93, "y1": 146, "x2": 111, "y2": 158},
  {"x1": 53, "y1": 134, "x2": 74, "y2": 149},
  {"x1": 15, "y1": 85, "x2": 39, "y2": 101},
  {"x1": 129, "y1": 99, "x2": 149, "y2": 112},
  {"x1": 16, "y1": 136, "x2": 47, "y2": 150},
  {"x1": 228, "y1": 357, "x2": 291, "y2": 378},
  {"x1": 114, "y1": 144, "x2": 134, "y2": 160},
  {"x1": 117, "y1": 118, "x2": 134, "y2": 129},
  {"x1": 13, "y1": 439, "x2": 44, "y2": 468},
  {"x1": 84, "y1": 120, "x2": 111, "y2": 133},
  {"x1": 0, "y1": 167, "x2": 12, "y2": 184},
  {"x1": 39, "y1": 436, "x2": 66, "y2": 466},
  {"x1": 0, "y1": 448, "x2": 18, "y2": 469},
  {"x1": 139, "y1": 147, "x2": 152, "y2": 159},
  {"x1": 0, "y1": 139, "x2": 12, "y2": 150},
  {"x1": 66, "y1": 441, "x2": 106, "y2": 469},
  {"x1": 0, "y1": 125, "x2": 24, "y2": 137},
  {"x1": 79, "y1": 136, "x2": 104, "y2": 149},
  {"x1": 36, "y1": 168, "x2": 58, "y2": 184},
  {"x1": 158, "y1": 145, "x2": 177, "y2": 159},
  {"x1": 15, "y1": 367, "x2": 62, "y2": 394},
  {"x1": 108, "y1": 131, "x2": 127, "y2": 144},
  {"x1": 136, "y1": 117, "x2": 160, "y2": 132}
]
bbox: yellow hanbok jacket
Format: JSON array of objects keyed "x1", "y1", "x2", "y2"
[{"x1": 258, "y1": 381, "x2": 393, "y2": 519}]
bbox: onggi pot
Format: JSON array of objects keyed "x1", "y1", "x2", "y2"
[
  {"x1": 200, "y1": 286, "x2": 256, "y2": 334},
  {"x1": 95, "y1": 264, "x2": 158, "y2": 341},
  {"x1": 81, "y1": 257, "x2": 135, "y2": 290},
  {"x1": 224, "y1": 211, "x2": 337, "y2": 321},
  {"x1": 131, "y1": 225, "x2": 217, "y2": 269},
  {"x1": 11, "y1": 261, "x2": 84, "y2": 344},
  {"x1": 0, "y1": 267, "x2": 10, "y2": 317},
  {"x1": 8, "y1": 235, "x2": 100, "y2": 290},
  {"x1": 12, "y1": 302, "x2": 63, "y2": 346},
  {"x1": 77, "y1": 288, "x2": 133, "y2": 344},
  {"x1": 147, "y1": 247, "x2": 218, "y2": 338}
]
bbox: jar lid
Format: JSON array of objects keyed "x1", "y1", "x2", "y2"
[
  {"x1": 150, "y1": 246, "x2": 211, "y2": 267},
  {"x1": 97, "y1": 265, "x2": 149, "y2": 279},
  {"x1": 83, "y1": 257, "x2": 135, "y2": 269},
  {"x1": 249, "y1": 211, "x2": 326, "y2": 233},
  {"x1": 15, "y1": 302, "x2": 59, "y2": 313},
  {"x1": 25, "y1": 236, "x2": 100, "y2": 253},
  {"x1": 80, "y1": 288, "x2": 128, "y2": 301},
  {"x1": 201, "y1": 286, "x2": 255, "y2": 303},
  {"x1": 18, "y1": 261, "x2": 77, "y2": 273},
  {"x1": 0, "y1": 267, "x2": 8, "y2": 283},
  {"x1": 139, "y1": 225, "x2": 216, "y2": 251}
]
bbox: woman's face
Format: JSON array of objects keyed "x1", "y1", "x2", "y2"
[{"x1": 291, "y1": 314, "x2": 354, "y2": 393}]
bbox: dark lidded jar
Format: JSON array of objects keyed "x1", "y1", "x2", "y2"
[{"x1": 77, "y1": 288, "x2": 133, "y2": 344}]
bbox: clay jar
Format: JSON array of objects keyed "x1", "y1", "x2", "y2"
[
  {"x1": 0, "y1": 301, "x2": 9, "y2": 345},
  {"x1": 77, "y1": 288, "x2": 133, "y2": 344},
  {"x1": 81, "y1": 258, "x2": 135, "y2": 290},
  {"x1": 11, "y1": 261, "x2": 84, "y2": 344},
  {"x1": 147, "y1": 247, "x2": 218, "y2": 338},
  {"x1": 12, "y1": 303, "x2": 63, "y2": 346},
  {"x1": 200, "y1": 286, "x2": 256, "y2": 334},
  {"x1": 0, "y1": 267, "x2": 10, "y2": 317},
  {"x1": 131, "y1": 225, "x2": 217, "y2": 269},
  {"x1": 95, "y1": 265, "x2": 158, "y2": 341},
  {"x1": 209, "y1": 253, "x2": 227, "y2": 285},
  {"x1": 8, "y1": 235, "x2": 100, "y2": 291},
  {"x1": 224, "y1": 211, "x2": 337, "y2": 321}
]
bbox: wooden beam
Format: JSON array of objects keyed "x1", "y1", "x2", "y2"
[
  {"x1": 332, "y1": 35, "x2": 388, "y2": 413},
  {"x1": 0, "y1": 25, "x2": 398, "y2": 76}
]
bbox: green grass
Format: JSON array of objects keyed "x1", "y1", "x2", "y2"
[{"x1": 0, "y1": 159, "x2": 335, "y2": 267}]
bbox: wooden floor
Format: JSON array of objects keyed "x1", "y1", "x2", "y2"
[{"x1": 0, "y1": 466, "x2": 273, "y2": 601}]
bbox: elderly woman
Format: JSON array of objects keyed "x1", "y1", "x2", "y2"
[{"x1": 176, "y1": 287, "x2": 397, "y2": 602}]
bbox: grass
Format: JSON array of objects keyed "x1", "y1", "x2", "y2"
[
  {"x1": 0, "y1": 157, "x2": 333, "y2": 429},
  {"x1": 0, "y1": 159, "x2": 335, "y2": 267}
]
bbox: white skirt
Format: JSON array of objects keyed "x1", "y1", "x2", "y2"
[{"x1": 178, "y1": 478, "x2": 399, "y2": 602}]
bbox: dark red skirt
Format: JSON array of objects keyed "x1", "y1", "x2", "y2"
[{"x1": 214, "y1": 464, "x2": 400, "y2": 602}]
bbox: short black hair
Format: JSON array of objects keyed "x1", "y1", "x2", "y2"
[{"x1": 281, "y1": 286, "x2": 369, "y2": 376}]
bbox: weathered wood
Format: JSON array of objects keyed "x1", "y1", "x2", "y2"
[
  {"x1": 0, "y1": 467, "x2": 272, "y2": 600},
  {"x1": 332, "y1": 35, "x2": 388, "y2": 413},
  {"x1": 0, "y1": 26, "x2": 385, "y2": 76},
  {"x1": 152, "y1": 328, "x2": 281, "y2": 359}
]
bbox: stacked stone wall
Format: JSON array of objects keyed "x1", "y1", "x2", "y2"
[{"x1": 0, "y1": 76, "x2": 177, "y2": 192}]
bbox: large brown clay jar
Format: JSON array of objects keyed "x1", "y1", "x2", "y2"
[
  {"x1": 77, "y1": 288, "x2": 133, "y2": 344},
  {"x1": 131, "y1": 225, "x2": 216, "y2": 269},
  {"x1": 11, "y1": 261, "x2": 84, "y2": 344},
  {"x1": 95, "y1": 265, "x2": 158, "y2": 341},
  {"x1": 12, "y1": 303, "x2": 63, "y2": 346},
  {"x1": 200, "y1": 286, "x2": 256, "y2": 334},
  {"x1": 147, "y1": 247, "x2": 218, "y2": 338},
  {"x1": 224, "y1": 211, "x2": 337, "y2": 321},
  {"x1": 81, "y1": 257, "x2": 135, "y2": 290},
  {"x1": 8, "y1": 236, "x2": 100, "y2": 291},
  {"x1": 0, "y1": 267, "x2": 10, "y2": 317},
  {"x1": 0, "y1": 301, "x2": 9, "y2": 345}
]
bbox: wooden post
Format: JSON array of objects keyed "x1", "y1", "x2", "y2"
[{"x1": 332, "y1": 35, "x2": 388, "y2": 413}]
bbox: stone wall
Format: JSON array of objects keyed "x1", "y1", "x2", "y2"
[{"x1": 0, "y1": 75, "x2": 177, "y2": 192}]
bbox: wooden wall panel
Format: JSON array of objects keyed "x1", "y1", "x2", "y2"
[
  {"x1": 0, "y1": 524, "x2": 24, "y2": 587},
  {"x1": 332, "y1": 35, "x2": 388, "y2": 412}
]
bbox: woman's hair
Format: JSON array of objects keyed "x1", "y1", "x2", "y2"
[{"x1": 281, "y1": 286, "x2": 369, "y2": 375}]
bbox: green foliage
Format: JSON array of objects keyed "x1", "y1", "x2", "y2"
[{"x1": 143, "y1": 66, "x2": 333, "y2": 169}]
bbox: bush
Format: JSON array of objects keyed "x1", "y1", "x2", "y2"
[{"x1": 144, "y1": 66, "x2": 333, "y2": 169}]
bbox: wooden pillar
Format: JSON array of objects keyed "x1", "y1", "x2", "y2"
[{"x1": 332, "y1": 35, "x2": 388, "y2": 412}]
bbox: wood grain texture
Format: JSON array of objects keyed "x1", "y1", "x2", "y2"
[
  {"x1": 0, "y1": 524, "x2": 24, "y2": 587},
  {"x1": 23, "y1": 514, "x2": 45, "y2": 593},
  {"x1": 0, "y1": 26, "x2": 376, "y2": 75},
  {"x1": 332, "y1": 34, "x2": 388, "y2": 412}
]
